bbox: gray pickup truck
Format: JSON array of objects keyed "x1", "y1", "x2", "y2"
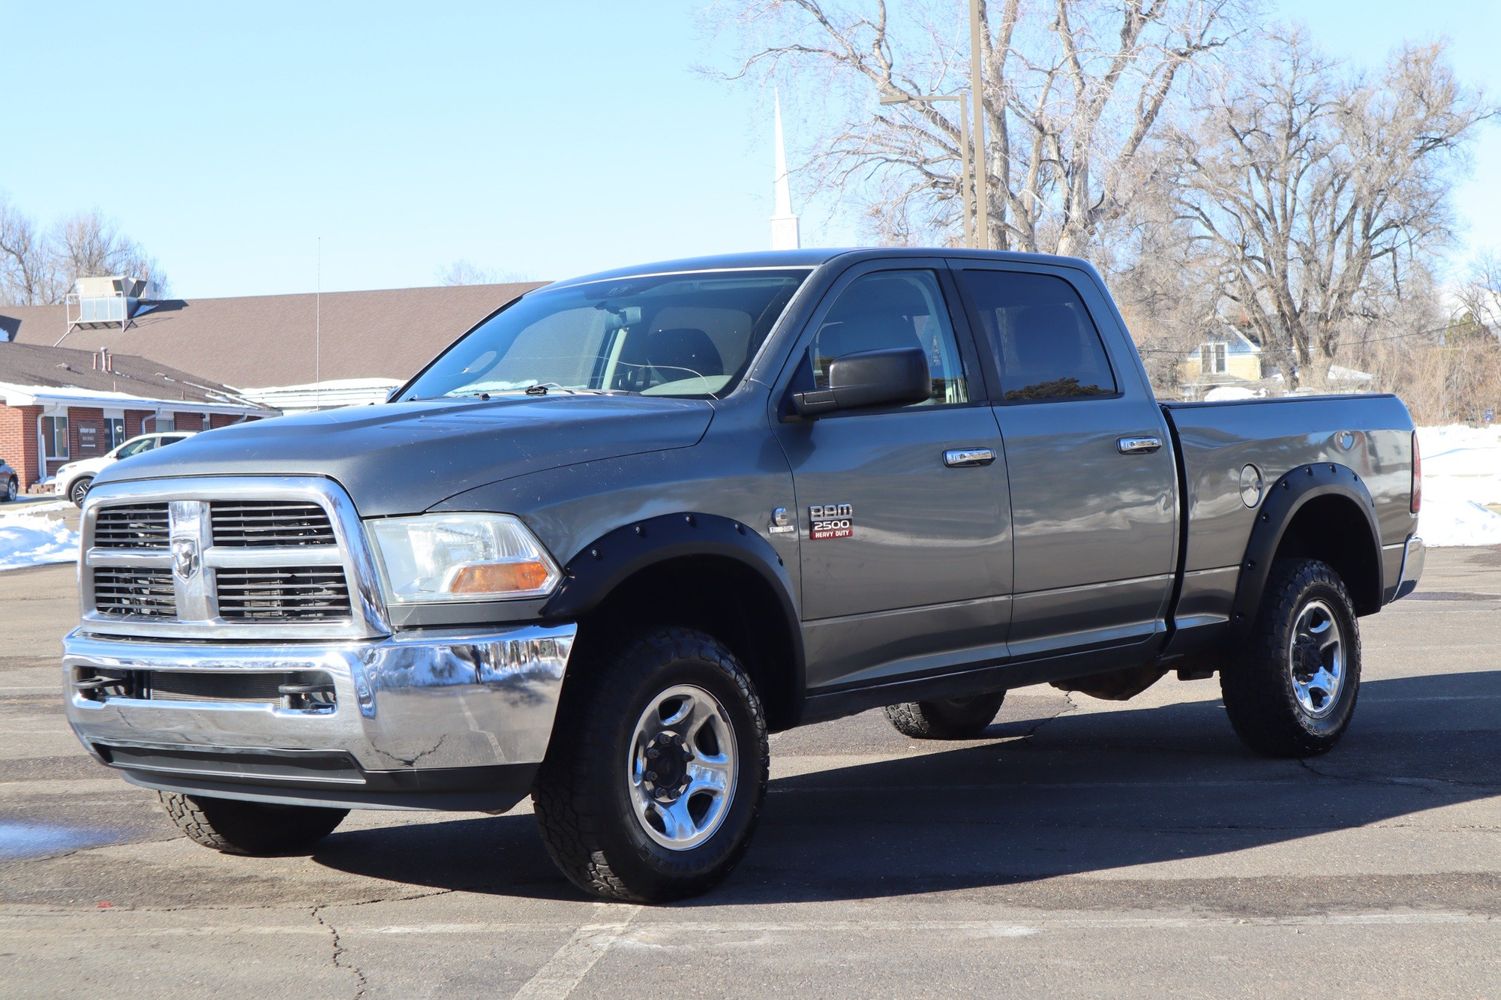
[{"x1": 63, "y1": 249, "x2": 1425, "y2": 901}]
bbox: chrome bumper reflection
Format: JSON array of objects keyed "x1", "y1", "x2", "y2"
[
  {"x1": 1394, "y1": 535, "x2": 1425, "y2": 601},
  {"x1": 62, "y1": 623, "x2": 576, "y2": 772}
]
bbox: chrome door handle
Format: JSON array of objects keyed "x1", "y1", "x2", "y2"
[
  {"x1": 1117, "y1": 436, "x2": 1163, "y2": 454},
  {"x1": 944, "y1": 448, "x2": 996, "y2": 468}
]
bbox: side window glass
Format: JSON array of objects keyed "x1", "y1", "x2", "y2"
[
  {"x1": 958, "y1": 270, "x2": 1117, "y2": 402},
  {"x1": 811, "y1": 270, "x2": 968, "y2": 406}
]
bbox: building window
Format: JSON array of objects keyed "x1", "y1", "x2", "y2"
[
  {"x1": 155, "y1": 415, "x2": 175, "y2": 433},
  {"x1": 1200, "y1": 342, "x2": 1228, "y2": 375},
  {"x1": 41, "y1": 416, "x2": 69, "y2": 459},
  {"x1": 105, "y1": 418, "x2": 126, "y2": 450}
]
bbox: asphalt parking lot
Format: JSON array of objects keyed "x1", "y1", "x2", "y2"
[{"x1": 2, "y1": 548, "x2": 1499, "y2": 999}]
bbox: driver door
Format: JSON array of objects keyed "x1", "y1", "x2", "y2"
[{"x1": 772, "y1": 262, "x2": 1013, "y2": 691}]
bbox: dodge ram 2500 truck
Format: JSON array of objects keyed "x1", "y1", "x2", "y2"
[{"x1": 63, "y1": 248, "x2": 1425, "y2": 902}]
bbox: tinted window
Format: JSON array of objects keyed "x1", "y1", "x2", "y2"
[
  {"x1": 958, "y1": 270, "x2": 1116, "y2": 402},
  {"x1": 811, "y1": 270, "x2": 968, "y2": 406}
]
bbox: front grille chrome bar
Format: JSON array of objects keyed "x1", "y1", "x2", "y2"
[{"x1": 79, "y1": 476, "x2": 390, "y2": 641}]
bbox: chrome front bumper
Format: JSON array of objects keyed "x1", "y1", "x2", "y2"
[{"x1": 62, "y1": 622, "x2": 576, "y2": 810}]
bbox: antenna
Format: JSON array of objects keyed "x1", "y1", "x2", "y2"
[{"x1": 315, "y1": 236, "x2": 322, "y2": 406}]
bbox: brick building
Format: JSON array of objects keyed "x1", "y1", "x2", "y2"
[{"x1": 0, "y1": 341, "x2": 269, "y2": 491}]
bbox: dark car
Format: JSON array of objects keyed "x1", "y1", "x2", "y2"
[{"x1": 1, "y1": 458, "x2": 17, "y2": 502}]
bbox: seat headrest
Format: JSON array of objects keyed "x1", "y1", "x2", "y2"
[{"x1": 644, "y1": 327, "x2": 724, "y2": 378}]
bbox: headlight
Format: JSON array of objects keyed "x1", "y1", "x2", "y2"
[{"x1": 366, "y1": 513, "x2": 561, "y2": 604}]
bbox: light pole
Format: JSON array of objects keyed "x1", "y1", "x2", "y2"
[
  {"x1": 969, "y1": 0, "x2": 990, "y2": 249},
  {"x1": 880, "y1": 88, "x2": 975, "y2": 247}
]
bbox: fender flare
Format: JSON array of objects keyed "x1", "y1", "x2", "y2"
[
  {"x1": 1229, "y1": 462, "x2": 1382, "y2": 636},
  {"x1": 540, "y1": 512, "x2": 806, "y2": 713}
]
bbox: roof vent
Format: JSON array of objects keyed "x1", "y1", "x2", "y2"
[{"x1": 66, "y1": 275, "x2": 146, "y2": 334}]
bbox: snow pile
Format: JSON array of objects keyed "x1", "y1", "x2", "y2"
[
  {"x1": 0, "y1": 504, "x2": 79, "y2": 571},
  {"x1": 1417, "y1": 424, "x2": 1501, "y2": 548}
]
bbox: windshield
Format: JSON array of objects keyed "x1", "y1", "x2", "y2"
[{"x1": 403, "y1": 269, "x2": 809, "y2": 401}]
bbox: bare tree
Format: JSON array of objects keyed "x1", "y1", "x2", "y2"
[
  {"x1": 723, "y1": 0, "x2": 1242, "y2": 252},
  {"x1": 53, "y1": 210, "x2": 168, "y2": 299},
  {"x1": 0, "y1": 199, "x2": 168, "y2": 305},
  {"x1": 436, "y1": 259, "x2": 531, "y2": 286},
  {"x1": 1174, "y1": 34, "x2": 1489, "y2": 386},
  {"x1": 0, "y1": 195, "x2": 58, "y2": 306}
]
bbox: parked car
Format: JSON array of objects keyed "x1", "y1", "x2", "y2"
[
  {"x1": 1, "y1": 458, "x2": 16, "y2": 502},
  {"x1": 61, "y1": 249, "x2": 1424, "y2": 902},
  {"x1": 54, "y1": 432, "x2": 195, "y2": 507}
]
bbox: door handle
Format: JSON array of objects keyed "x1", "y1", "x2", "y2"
[
  {"x1": 944, "y1": 448, "x2": 996, "y2": 468},
  {"x1": 1117, "y1": 436, "x2": 1163, "y2": 455}
]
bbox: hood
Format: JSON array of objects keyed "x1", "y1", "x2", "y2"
[{"x1": 97, "y1": 395, "x2": 714, "y2": 516}]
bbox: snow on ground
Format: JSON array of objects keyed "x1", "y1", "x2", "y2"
[
  {"x1": 1417, "y1": 424, "x2": 1501, "y2": 548},
  {"x1": 0, "y1": 501, "x2": 79, "y2": 571}
]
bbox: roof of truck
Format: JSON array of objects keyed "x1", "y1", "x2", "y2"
[{"x1": 544, "y1": 247, "x2": 1097, "y2": 289}]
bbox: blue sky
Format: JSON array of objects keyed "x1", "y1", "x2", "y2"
[{"x1": 2, "y1": 1, "x2": 1498, "y2": 298}]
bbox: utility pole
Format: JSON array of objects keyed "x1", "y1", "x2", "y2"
[{"x1": 969, "y1": 0, "x2": 990, "y2": 250}]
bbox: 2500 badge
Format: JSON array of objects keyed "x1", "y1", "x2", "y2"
[{"x1": 809, "y1": 503, "x2": 854, "y2": 540}]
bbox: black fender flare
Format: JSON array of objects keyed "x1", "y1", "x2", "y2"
[
  {"x1": 540, "y1": 512, "x2": 806, "y2": 713},
  {"x1": 1229, "y1": 462, "x2": 1382, "y2": 636}
]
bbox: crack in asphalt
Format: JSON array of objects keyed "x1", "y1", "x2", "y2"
[
  {"x1": 1297, "y1": 757, "x2": 1500, "y2": 795},
  {"x1": 312, "y1": 905, "x2": 368, "y2": 1000}
]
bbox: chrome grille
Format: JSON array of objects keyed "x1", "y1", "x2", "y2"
[
  {"x1": 211, "y1": 501, "x2": 336, "y2": 547},
  {"x1": 216, "y1": 567, "x2": 351, "y2": 621},
  {"x1": 79, "y1": 478, "x2": 385, "y2": 640},
  {"x1": 93, "y1": 567, "x2": 176, "y2": 617},
  {"x1": 93, "y1": 504, "x2": 170, "y2": 550}
]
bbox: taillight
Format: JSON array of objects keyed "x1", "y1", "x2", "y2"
[{"x1": 1411, "y1": 431, "x2": 1422, "y2": 514}]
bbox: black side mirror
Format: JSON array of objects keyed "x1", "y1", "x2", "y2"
[{"x1": 792, "y1": 347, "x2": 932, "y2": 417}]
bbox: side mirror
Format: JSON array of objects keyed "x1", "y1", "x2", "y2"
[{"x1": 792, "y1": 347, "x2": 931, "y2": 417}]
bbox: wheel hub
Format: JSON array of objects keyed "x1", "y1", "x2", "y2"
[
  {"x1": 1287, "y1": 598, "x2": 1345, "y2": 719},
  {"x1": 626, "y1": 684, "x2": 738, "y2": 852},
  {"x1": 639, "y1": 730, "x2": 694, "y2": 803}
]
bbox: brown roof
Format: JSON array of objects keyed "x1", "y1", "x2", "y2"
[
  {"x1": 0, "y1": 340, "x2": 256, "y2": 406},
  {"x1": 0, "y1": 282, "x2": 542, "y2": 390}
]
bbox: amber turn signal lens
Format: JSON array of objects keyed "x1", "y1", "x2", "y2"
[{"x1": 446, "y1": 561, "x2": 552, "y2": 595}]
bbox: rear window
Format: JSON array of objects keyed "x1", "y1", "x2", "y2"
[{"x1": 958, "y1": 270, "x2": 1117, "y2": 403}]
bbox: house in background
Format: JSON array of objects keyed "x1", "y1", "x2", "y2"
[
  {"x1": 0, "y1": 341, "x2": 270, "y2": 491},
  {"x1": 1178, "y1": 325, "x2": 1264, "y2": 399},
  {"x1": 1, "y1": 276, "x2": 542, "y2": 415}
]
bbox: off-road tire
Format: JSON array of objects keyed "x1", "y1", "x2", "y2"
[
  {"x1": 884, "y1": 692, "x2": 1006, "y2": 740},
  {"x1": 158, "y1": 791, "x2": 348, "y2": 854},
  {"x1": 1220, "y1": 557, "x2": 1362, "y2": 757},
  {"x1": 69, "y1": 477, "x2": 93, "y2": 507},
  {"x1": 532, "y1": 626, "x2": 769, "y2": 902}
]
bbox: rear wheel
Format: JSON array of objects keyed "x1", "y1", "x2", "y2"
[
  {"x1": 158, "y1": 792, "x2": 347, "y2": 854},
  {"x1": 532, "y1": 626, "x2": 768, "y2": 902},
  {"x1": 69, "y1": 477, "x2": 93, "y2": 507},
  {"x1": 1220, "y1": 558, "x2": 1361, "y2": 757},
  {"x1": 884, "y1": 692, "x2": 1006, "y2": 740},
  {"x1": 3, "y1": 477, "x2": 15, "y2": 502}
]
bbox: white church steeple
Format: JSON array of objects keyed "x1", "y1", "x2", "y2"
[{"x1": 770, "y1": 91, "x2": 801, "y2": 250}]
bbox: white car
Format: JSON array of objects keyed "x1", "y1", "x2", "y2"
[{"x1": 56, "y1": 432, "x2": 196, "y2": 507}]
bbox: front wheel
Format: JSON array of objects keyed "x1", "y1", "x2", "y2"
[
  {"x1": 532, "y1": 627, "x2": 768, "y2": 902},
  {"x1": 69, "y1": 477, "x2": 93, "y2": 507},
  {"x1": 1220, "y1": 558, "x2": 1362, "y2": 757},
  {"x1": 3, "y1": 477, "x2": 15, "y2": 502},
  {"x1": 158, "y1": 792, "x2": 347, "y2": 854}
]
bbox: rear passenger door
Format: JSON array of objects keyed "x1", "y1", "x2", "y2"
[
  {"x1": 952, "y1": 262, "x2": 1177, "y2": 659},
  {"x1": 772, "y1": 261, "x2": 1013, "y2": 691}
]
